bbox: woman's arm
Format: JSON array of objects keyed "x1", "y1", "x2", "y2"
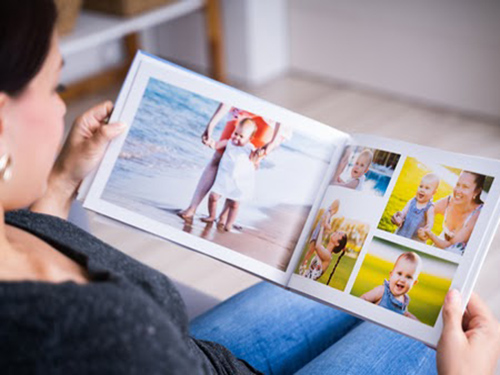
[
  {"x1": 256, "y1": 122, "x2": 282, "y2": 157},
  {"x1": 433, "y1": 196, "x2": 449, "y2": 216},
  {"x1": 314, "y1": 226, "x2": 332, "y2": 265},
  {"x1": 202, "y1": 103, "x2": 231, "y2": 146},
  {"x1": 426, "y1": 209, "x2": 479, "y2": 249},
  {"x1": 31, "y1": 101, "x2": 126, "y2": 219}
]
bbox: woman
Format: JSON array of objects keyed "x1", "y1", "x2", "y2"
[
  {"x1": 1, "y1": 1, "x2": 499, "y2": 374},
  {"x1": 419, "y1": 171, "x2": 485, "y2": 255},
  {"x1": 299, "y1": 219, "x2": 347, "y2": 282}
]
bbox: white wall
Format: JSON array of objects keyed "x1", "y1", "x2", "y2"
[
  {"x1": 61, "y1": 0, "x2": 289, "y2": 87},
  {"x1": 60, "y1": 40, "x2": 125, "y2": 85},
  {"x1": 147, "y1": 0, "x2": 289, "y2": 85},
  {"x1": 289, "y1": 0, "x2": 500, "y2": 118}
]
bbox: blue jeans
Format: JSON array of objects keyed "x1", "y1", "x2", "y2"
[{"x1": 190, "y1": 282, "x2": 437, "y2": 374}]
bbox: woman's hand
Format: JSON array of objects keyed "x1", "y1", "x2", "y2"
[
  {"x1": 55, "y1": 101, "x2": 126, "y2": 188},
  {"x1": 437, "y1": 290, "x2": 500, "y2": 375},
  {"x1": 249, "y1": 150, "x2": 263, "y2": 168},
  {"x1": 204, "y1": 138, "x2": 216, "y2": 149},
  {"x1": 31, "y1": 101, "x2": 126, "y2": 219},
  {"x1": 255, "y1": 142, "x2": 274, "y2": 158},
  {"x1": 201, "y1": 128, "x2": 213, "y2": 147}
]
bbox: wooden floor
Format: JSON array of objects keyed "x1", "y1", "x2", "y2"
[{"x1": 66, "y1": 72, "x2": 500, "y2": 326}]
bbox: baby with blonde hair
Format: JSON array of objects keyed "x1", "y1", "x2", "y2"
[
  {"x1": 202, "y1": 118, "x2": 258, "y2": 231},
  {"x1": 335, "y1": 149, "x2": 373, "y2": 191},
  {"x1": 392, "y1": 173, "x2": 440, "y2": 241}
]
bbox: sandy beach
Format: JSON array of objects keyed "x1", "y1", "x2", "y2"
[
  {"x1": 103, "y1": 188, "x2": 311, "y2": 271},
  {"x1": 101, "y1": 145, "x2": 328, "y2": 271}
]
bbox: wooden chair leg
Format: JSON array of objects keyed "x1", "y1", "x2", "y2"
[
  {"x1": 205, "y1": 0, "x2": 226, "y2": 83},
  {"x1": 124, "y1": 32, "x2": 140, "y2": 65}
]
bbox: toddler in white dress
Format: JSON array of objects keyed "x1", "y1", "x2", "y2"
[{"x1": 202, "y1": 118, "x2": 258, "y2": 231}]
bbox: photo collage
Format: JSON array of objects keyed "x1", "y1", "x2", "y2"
[{"x1": 295, "y1": 145, "x2": 494, "y2": 327}]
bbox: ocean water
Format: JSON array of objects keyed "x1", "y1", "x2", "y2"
[
  {"x1": 365, "y1": 169, "x2": 391, "y2": 196},
  {"x1": 103, "y1": 77, "x2": 336, "y2": 227},
  {"x1": 113, "y1": 78, "x2": 222, "y2": 178},
  {"x1": 112, "y1": 78, "x2": 332, "y2": 179}
]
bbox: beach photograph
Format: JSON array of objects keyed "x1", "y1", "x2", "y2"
[
  {"x1": 295, "y1": 187, "x2": 371, "y2": 291},
  {"x1": 377, "y1": 157, "x2": 494, "y2": 255},
  {"x1": 330, "y1": 146, "x2": 401, "y2": 196},
  {"x1": 350, "y1": 237, "x2": 456, "y2": 326},
  {"x1": 100, "y1": 77, "x2": 336, "y2": 271}
]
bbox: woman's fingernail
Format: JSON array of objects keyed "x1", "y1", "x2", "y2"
[{"x1": 447, "y1": 289, "x2": 460, "y2": 304}]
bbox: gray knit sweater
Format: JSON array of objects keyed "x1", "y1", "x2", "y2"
[{"x1": 1, "y1": 210, "x2": 259, "y2": 375}]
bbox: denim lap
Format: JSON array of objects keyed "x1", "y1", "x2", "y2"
[
  {"x1": 190, "y1": 282, "x2": 360, "y2": 374},
  {"x1": 295, "y1": 322, "x2": 437, "y2": 375},
  {"x1": 190, "y1": 282, "x2": 436, "y2": 375}
]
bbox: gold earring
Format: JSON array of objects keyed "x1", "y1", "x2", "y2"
[{"x1": 0, "y1": 153, "x2": 12, "y2": 182}]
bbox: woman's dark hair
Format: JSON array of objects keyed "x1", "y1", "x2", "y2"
[
  {"x1": 463, "y1": 171, "x2": 486, "y2": 205},
  {"x1": 332, "y1": 232, "x2": 348, "y2": 254},
  {"x1": 0, "y1": 0, "x2": 57, "y2": 96}
]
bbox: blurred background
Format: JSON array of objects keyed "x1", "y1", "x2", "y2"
[
  {"x1": 58, "y1": 0, "x2": 500, "y2": 357},
  {"x1": 59, "y1": 0, "x2": 500, "y2": 119}
]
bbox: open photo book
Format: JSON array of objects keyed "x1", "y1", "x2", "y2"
[{"x1": 78, "y1": 51, "x2": 500, "y2": 347}]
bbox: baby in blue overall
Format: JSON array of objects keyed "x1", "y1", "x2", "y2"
[
  {"x1": 361, "y1": 252, "x2": 421, "y2": 320},
  {"x1": 391, "y1": 173, "x2": 440, "y2": 242}
]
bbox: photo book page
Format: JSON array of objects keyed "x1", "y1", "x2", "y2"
[
  {"x1": 79, "y1": 51, "x2": 349, "y2": 285},
  {"x1": 80, "y1": 52, "x2": 500, "y2": 347},
  {"x1": 288, "y1": 134, "x2": 500, "y2": 346}
]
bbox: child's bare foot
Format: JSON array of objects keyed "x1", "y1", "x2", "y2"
[
  {"x1": 216, "y1": 216, "x2": 226, "y2": 226},
  {"x1": 224, "y1": 224, "x2": 244, "y2": 232},
  {"x1": 200, "y1": 216, "x2": 216, "y2": 223},
  {"x1": 176, "y1": 209, "x2": 194, "y2": 221}
]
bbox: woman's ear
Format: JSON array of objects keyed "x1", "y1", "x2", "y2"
[{"x1": 474, "y1": 188, "x2": 483, "y2": 201}]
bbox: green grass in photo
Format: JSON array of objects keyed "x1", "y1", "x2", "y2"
[
  {"x1": 296, "y1": 243, "x2": 358, "y2": 291},
  {"x1": 378, "y1": 157, "x2": 453, "y2": 242},
  {"x1": 351, "y1": 253, "x2": 452, "y2": 326},
  {"x1": 295, "y1": 210, "x2": 368, "y2": 291}
]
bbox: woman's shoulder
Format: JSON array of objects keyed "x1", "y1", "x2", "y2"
[
  {"x1": 5, "y1": 209, "x2": 132, "y2": 268},
  {"x1": 4, "y1": 210, "x2": 184, "y2": 307},
  {"x1": 466, "y1": 202, "x2": 483, "y2": 223},
  {"x1": 434, "y1": 195, "x2": 451, "y2": 212}
]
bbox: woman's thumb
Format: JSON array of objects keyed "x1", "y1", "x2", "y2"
[
  {"x1": 442, "y1": 289, "x2": 463, "y2": 335},
  {"x1": 98, "y1": 122, "x2": 127, "y2": 142}
]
